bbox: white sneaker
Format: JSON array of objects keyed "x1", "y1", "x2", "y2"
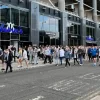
[{"x1": 17, "y1": 66, "x2": 22, "y2": 68}]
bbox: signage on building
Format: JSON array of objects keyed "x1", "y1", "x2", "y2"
[
  {"x1": 71, "y1": 35, "x2": 78, "y2": 38},
  {"x1": 0, "y1": 22, "x2": 23, "y2": 34},
  {"x1": 86, "y1": 35, "x2": 94, "y2": 41}
]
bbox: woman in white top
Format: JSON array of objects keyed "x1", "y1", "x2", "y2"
[
  {"x1": 73, "y1": 47, "x2": 79, "y2": 65},
  {"x1": 53, "y1": 46, "x2": 59, "y2": 66},
  {"x1": 23, "y1": 48, "x2": 28, "y2": 67},
  {"x1": 59, "y1": 47, "x2": 65, "y2": 65}
]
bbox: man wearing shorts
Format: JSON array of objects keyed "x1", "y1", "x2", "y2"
[{"x1": 91, "y1": 46, "x2": 97, "y2": 66}]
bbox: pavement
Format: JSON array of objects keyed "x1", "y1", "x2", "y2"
[
  {"x1": 90, "y1": 95, "x2": 100, "y2": 100},
  {"x1": 0, "y1": 59, "x2": 73, "y2": 72},
  {"x1": 0, "y1": 60, "x2": 100, "y2": 100}
]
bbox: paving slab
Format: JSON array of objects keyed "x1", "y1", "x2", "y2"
[{"x1": 90, "y1": 95, "x2": 100, "y2": 100}]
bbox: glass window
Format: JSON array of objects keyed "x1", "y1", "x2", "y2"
[
  {"x1": 39, "y1": 15, "x2": 44, "y2": 30},
  {"x1": 20, "y1": 11, "x2": 28, "y2": 27},
  {"x1": 78, "y1": 25, "x2": 80, "y2": 35},
  {"x1": 20, "y1": 36, "x2": 29, "y2": 41},
  {"x1": 55, "y1": 19, "x2": 59, "y2": 32},
  {"x1": 43, "y1": 16, "x2": 50, "y2": 31},
  {"x1": 11, "y1": 8, "x2": 19, "y2": 25},
  {"x1": 39, "y1": 36, "x2": 44, "y2": 42},
  {"x1": 1, "y1": 33, "x2": 10, "y2": 40},
  {"x1": 1, "y1": 7, "x2": 10, "y2": 23},
  {"x1": 20, "y1": 27, "x2": 29, "y2": 35},
  {"x1": 50, "y1": 17, "x2": 55, "y2": 32},
  {"x1": 86, "y1": 27, "x2": 90, "y2": 36},
  {"x1": 70, "y1": 25, "x2": 73, "y2": 34},
  {"x1": 74, "y1": 24, "x2": 77, "y2": 34}
]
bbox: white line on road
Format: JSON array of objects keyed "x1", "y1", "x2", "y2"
[
  {"x1": 79, "y1": 73, "x2": 93, "y2": 78},
  {"x1": 0, "y1": 85, "x2": 5, "y2": 88},
  {"x1": 29, "y1": 96, "x2": 44, "y2": 100}
]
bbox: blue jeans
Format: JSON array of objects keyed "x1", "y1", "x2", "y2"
[
  {"x1": 79, "y1": 55, "x2": 83, "y2": 64},
  {"x1": 59, "y1": 57, "x2": 64, "y2": 65}
]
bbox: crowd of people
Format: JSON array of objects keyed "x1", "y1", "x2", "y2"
[{"x1": 0, "y1": 45, "x2": 100, "y2": 73}]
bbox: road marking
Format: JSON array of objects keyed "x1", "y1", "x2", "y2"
[
  {"x1": 79, "y1": 73, "x2": 93, "y2": 78},
  {"x1": 79, "y1": 73, "x2": 100, "y2": 80},
  {"x1": 0, "y1": 85, "x2": 5, "y2": 88},
  {"x1": 47, "y1": 79, "x2": 91, "y2": 95},
  {"x1": 29, "y1": 96, "x2": 44, "y2": 100}
]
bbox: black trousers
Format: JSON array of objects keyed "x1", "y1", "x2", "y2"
[
  {"x1": 74, "y1": 58, "x2": 79, "y2": 65},
  {"x1": 5, "y1": 62, "x2": 12, "y2": 73},
  {"x1": 44, "y1": 55, "x2": 51, "y2": 64},
  {"x1": 65, "y1": 58, "x2": 70, "y2": 66},
  {"x1": 88, "y1": 53, "x2": 92, "y2": 62}
]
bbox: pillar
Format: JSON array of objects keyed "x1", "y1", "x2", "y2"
[
  {"x1": 93, "y1": 0, "x2": 97, "y2": 22},
  {"x1": 79, "y1": 0, "x2": 84, "y2": 18},
  {"x1": 58, "y1": 0, "x2": 65, "y2": 12}
]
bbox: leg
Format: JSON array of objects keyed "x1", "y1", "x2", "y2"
[
  {"x1": 48, "y1": 56, "x2": 51, "y2": 64},
  {"x1": 60, "y1": 57, "x2": 62, "y2": 65},
  {"x1": 80, "y1": 56, "x2": 83, "y2": 65},
  {"x1": 74, "y1": 58, "x2": 76, "y2": 65},
  {"x1": 5, "y1": 63, "x2": 9, "y2": 73},
  {"x1": 67, "y1": 59, "x2": 70, "y2": 66},
  {"x1": 9, "y1": 63, "x2": 12, "y2": 72},
  {"x1": 44, "y1": 56, "x2": 47, "y2": 64},
  {"x1": 25, "y1": 59, "x2": 28, "y2": 67},
  {"x1": 65, "y1": 58, "x2": 67, "y2": 66},
  {"x1": 76, "y1": 58, "x2": 79, "y2": 64}
]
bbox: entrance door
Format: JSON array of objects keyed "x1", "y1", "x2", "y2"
[
  {"x1": 1, "y1": 41, "x2": 10, "y2": 50},
  {"x1": 11, "y1": 41, "x2": 19, "y2": 51}
]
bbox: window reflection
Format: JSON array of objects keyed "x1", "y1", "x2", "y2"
[
  {"x1": 67, "y1": 22, "x2": 80, "y2": 35},
  {"x1": 86, "y1": 27, "x2": 95, "y2": 40},
  {"x1": 11, "y1": 8, "x2": 19, "y2": 25},
  {"x1": 39, "y1": 15, "x2": 60, "y2": 45},
  {"x1": 44, "y1": 16, "x2": 49, "y2": 31},
  {"x1": 20, "y1": 11, "x2": 28, "y2": 27},
  {"x1": 1, "y1": 7, "x2": 10, "y2": 23},
  {"x1": 39, "y1": 14, "x2": 59, "y2": 33},
  {"x1": 39, "y1": 15, "x2": 44, "y2": 30},
  {"x1": 50, "y1": 18, "x2": 55, "y2": 32}
]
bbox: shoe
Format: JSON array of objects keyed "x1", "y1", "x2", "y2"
[
  {"x1": 93, "y1": 63, "x2": 96, "y2": 66},
  {"x1": 17, "y1": 66, "x2": 22, "y2": 68},
  {"x1": 4, "y1": 71, "x2": 7, "y2": 73},
  {"x1": 9, "y1": 70, "x2": 13, "y2": 72}
]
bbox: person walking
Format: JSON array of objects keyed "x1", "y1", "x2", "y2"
[
  {"x1": 87, "y1": 46, "x2": 92, "y2": 62},
  {"x1": 5, "y1": 49, "x2": 13, "y2": 73},
  {"x1": 91, "y1": 46, "x2": 97, "y2": 66},
  {"x1": 73, "y1": 47, "x2": 79, "y2": 65},
  {"x1": 28, "y1": 45, "x2": 33, "y2": 64},
  {"x1": 22, "y1": 48, "x2": 28, "y2": 67},
  {"x1": 59, "y1": 47, "x2": 65, "y2": 65},
  {"x1": 54, "y1": 46, "x2": 59, "y2": 66},
  {"x1": 44, "y1": 46, "x2": 51, "y2": 64},
  {"x1": 17, "y1": 47, "x2": 23, "y2": 68},
  {"x1": 64, "y1": 47, "x2": 70, "y2": 67},
  {"x1": 33, "y1": 46, "x2": 38, "y2": 65},
  {"x1": 78, "y1": 46, "x2": 84, "y2": 66}
]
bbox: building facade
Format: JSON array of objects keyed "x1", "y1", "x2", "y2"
[{"x1": 0, "y1": 0, "x2": 100, "y2": 49}]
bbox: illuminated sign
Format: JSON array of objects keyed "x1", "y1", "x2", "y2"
[
  {"x1": 0, "y1": 22, "x2": 23, "y2": 34},
  {"x1": 86, "y1": 35, "x2": 94, "y2": 41}
]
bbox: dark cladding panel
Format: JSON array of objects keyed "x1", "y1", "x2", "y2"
[
  {"x1": 0, "y1": 0, "x2": 29, "y2": 8},
  {"x1": 30, "y1": 2, "x2": 39, "y2": 45}
]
